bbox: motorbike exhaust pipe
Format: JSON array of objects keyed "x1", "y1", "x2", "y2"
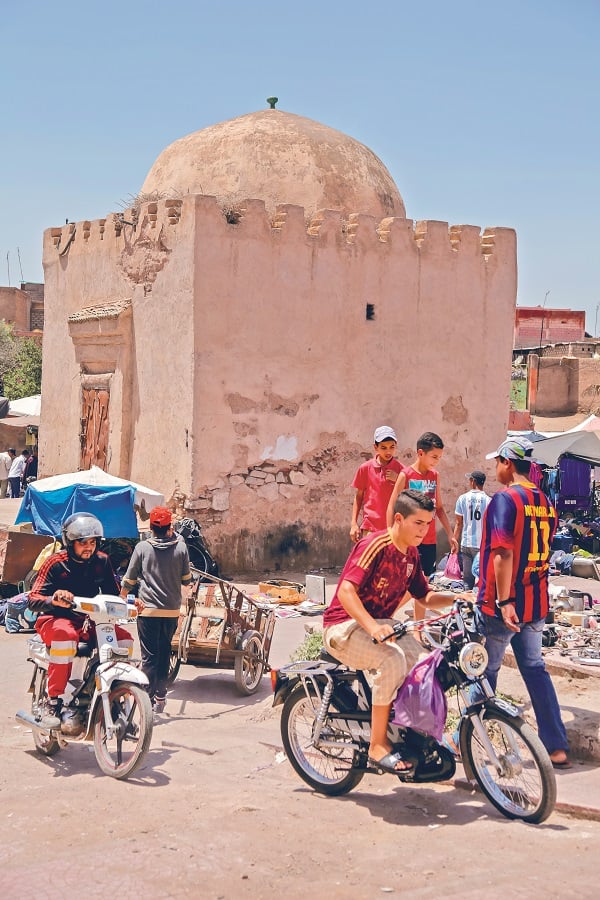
[{"x1": 15, "y1": 709, "x2": 54, "y2": 734}]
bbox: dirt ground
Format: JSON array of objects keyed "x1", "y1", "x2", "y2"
[{"x1": 1, "y1": 611, "x2": 599, "y2": 900}]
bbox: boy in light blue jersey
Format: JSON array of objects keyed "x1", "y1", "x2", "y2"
[{"x1": 453, "y1": 470, "x2": 490, "y2": 589}]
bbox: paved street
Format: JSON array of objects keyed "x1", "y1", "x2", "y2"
[{"x1": 1, "y1": 616, "x2": 598, "y2": 899}]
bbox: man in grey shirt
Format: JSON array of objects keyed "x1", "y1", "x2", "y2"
[{"x1": 121, "y1": 507, "x2": 192, "y2": 713}]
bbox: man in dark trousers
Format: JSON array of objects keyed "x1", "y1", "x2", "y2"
[
  {"x1": 120, "y1": 507, "x2": 192, "y2": 714},
  {"x1": 477, "y1": 437, "x2": 570, "y2": 769}
]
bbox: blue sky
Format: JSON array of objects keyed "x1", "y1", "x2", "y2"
[{"x1": 2, "y1": 1, "x2": 599, "y2": 327}]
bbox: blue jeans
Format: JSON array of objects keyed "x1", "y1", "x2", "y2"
[{"x1": 477, "y1": 609, "x2": 569, "y2": 754}]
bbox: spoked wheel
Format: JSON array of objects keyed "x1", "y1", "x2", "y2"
[
  {"x1": 93, "y1": 683, "x2": 153, "y2": 779},
  {"x1": 234, "y1": 631, "x2": 265, "y2": 695},
  {"x1": 281, "y1": 685, "x2": 364, "y2": 796},
  {"x1": 30, "y1": 667, "x2": 61, "y2": 757},
  {"x1": 463, "y1": 709, "x2": 556, "y2": 823},
  {"x1": 167, "y1": 650, "x2": 181, "y2": 685}
]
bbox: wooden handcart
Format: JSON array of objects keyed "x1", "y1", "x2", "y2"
[{"x1": 168, "y1": 569, "x2": 276, "y2": 695}]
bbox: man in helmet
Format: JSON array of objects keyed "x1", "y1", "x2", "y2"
[{"x1": 29, "y1": 512, "x2": 134, "y2": 731}]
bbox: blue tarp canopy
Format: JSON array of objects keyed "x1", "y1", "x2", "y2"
[{"x1": 15, "y1": 484, "x2": 138, "y2": 538}]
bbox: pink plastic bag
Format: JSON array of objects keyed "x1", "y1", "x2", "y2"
[
  {"x1": 392, "y1": 649, "x2": 447, "y2": 740},
  {"x1": 443, "y1": 552, "x2": 462, "y2": 580}
]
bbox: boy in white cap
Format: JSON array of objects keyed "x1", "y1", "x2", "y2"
[{"x1": 350, "y1": 426, "x2": 403, "y2": 542}]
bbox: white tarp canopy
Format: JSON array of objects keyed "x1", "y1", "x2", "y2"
[
  {"x1": 533, "y1": 430, "x2": 600, "y2": 467},
  {"x1": 8, "y1": 394, "x2": 41, "y2": 416},
  {"x1": 30, "y1": 466, "x2": 164, "y2": 511},
  {"x1": 565, "y1": 414, "x2": 600, "y2": 433}
]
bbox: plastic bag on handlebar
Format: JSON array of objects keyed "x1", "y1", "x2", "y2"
[{"x1": 392, "y1": 649, "x2": 447, "y2": 741}]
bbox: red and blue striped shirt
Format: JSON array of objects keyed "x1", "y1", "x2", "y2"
[{"x1": 477, "y1": 481, "x2": 557, "y2": 623}]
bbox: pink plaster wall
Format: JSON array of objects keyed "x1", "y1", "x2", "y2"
[
  {"x1": 40, "y1": 196, "x2": 516, "y2": 572},
  {"x1": 0, "y1": 286, "x2": 31, "y2": 331}
]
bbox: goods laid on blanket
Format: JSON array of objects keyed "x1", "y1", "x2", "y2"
[{"x1": 550, "y1": 517, "x2": 600, "y2": 577}]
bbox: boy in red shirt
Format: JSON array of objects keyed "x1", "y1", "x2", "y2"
[
  {"x1": 387, "y1": 431, "x2": 457, "y2": 579},
  {"x1": 350, "y1": 426, "x2": 403, "y2": 543}
]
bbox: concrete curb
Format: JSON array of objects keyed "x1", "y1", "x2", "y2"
[{"x1": 451, "y1": 774, "x2": 600, "y2": 823}]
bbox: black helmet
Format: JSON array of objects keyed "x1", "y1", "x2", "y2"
[{"x1": 61, "y1": 512, "x2": 104, "y2": 552}]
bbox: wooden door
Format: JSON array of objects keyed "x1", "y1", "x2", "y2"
[{"x1": 80, "y1": 388, "x2": 109, "y2": 470}]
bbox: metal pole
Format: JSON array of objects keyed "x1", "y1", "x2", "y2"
[{"x1": 539, "y1": 290, "x2": 550, "y2": 348}]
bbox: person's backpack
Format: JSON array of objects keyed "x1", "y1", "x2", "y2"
[{"x1": 173, "y1": 518, "x2": 219, "y2": 579}]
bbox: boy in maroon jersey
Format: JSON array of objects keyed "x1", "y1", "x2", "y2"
[
  {"x1": 324, "y1": 490, "x2": 458, "y2": 774},
  {"x1": 477, "y1": 436, "x2": 570, "y2": 769}
]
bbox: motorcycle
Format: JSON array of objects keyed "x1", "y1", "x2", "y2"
[
  {"x1": 272, "y1": 599, "x2": 556, "y2": 823},
  {"x1": 16, "y1": 594, "x2": 153, "y2": 779}
]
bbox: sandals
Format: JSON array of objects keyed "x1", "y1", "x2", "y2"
[
  {"x1": 550, "y1": 752, "x2": 572, "y2": 770},
  {"x1": 368, "y1": 749, "x2": 414, "y2": 775}
]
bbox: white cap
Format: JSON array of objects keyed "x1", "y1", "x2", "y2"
[{"x1": 374, "y1": 426, "x2": 397, "y2": 443}]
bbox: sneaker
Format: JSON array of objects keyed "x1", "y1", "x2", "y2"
[
  {"x1": 39, "y1": 699, "x2": 62, "y2": 730},
  {"x1": 153, "y1": 696, "x2": 166, "y2": 714},
  {"x1": 60, "y1": 706, "x2": 86, "y2": 737}
]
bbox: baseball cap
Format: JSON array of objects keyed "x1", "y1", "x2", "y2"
[
  {"x1": 485, "y1": 437, "x2": 535, "y2": 461},
  {"x1": 466, "y1": 470, "x2": 487, "y2": 484},
  {"x1": 374, "y1": 426, "x2": 397, "y2": 443},
  {"x1": 149, "y1": 506, "x2": 173, "y2": 527}
]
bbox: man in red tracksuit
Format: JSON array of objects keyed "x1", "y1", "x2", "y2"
[{"x1": 29, "y1": 512, "x2": 133, "y2": 731}]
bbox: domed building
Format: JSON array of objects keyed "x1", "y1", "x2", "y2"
[
  {"x1": 141, "y1": 109, "x2": 405, "y2": 221},
  {"x1": 40, "y1": 106, "x2": 516, "y2": 571}
]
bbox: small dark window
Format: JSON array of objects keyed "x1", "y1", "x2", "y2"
[{"x1": 366, "y1": 303, "x2": 375, "y2": 321}]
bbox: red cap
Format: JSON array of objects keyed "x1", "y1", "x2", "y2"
[{"x1": 149, "y1": 506, "x2": 172, "y2": 527}]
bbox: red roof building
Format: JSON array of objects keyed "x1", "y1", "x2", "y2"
[{"x1": 514, "y1": 306, "x2": 586, "y2": 349}]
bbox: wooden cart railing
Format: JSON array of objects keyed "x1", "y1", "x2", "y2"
[{"x1": 170, "y1": 569, "x2": 276, "y2": 694}]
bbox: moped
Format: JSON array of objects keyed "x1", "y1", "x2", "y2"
[
  {"x1": 16, "y1": 594, "x2": 153, "y2": 779},
  {"x1": 273, "y1": 600, "x2": 556, "y2": 823}
]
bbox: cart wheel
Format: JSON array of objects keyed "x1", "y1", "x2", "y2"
[
  {"x1": 167, "y1": 650, "x2": 181, "y2": 685},
  {"x1": 234, "y1": 631, "x2": 264, "y2": 695}
]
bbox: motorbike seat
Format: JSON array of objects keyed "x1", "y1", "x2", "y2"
[
  {"x1": 75, "y1": 642, "x2": 93, "y2": 657},
  {"x1": 319, "y1": 647, "x2": 343, "y2": 665}
]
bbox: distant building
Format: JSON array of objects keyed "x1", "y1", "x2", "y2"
[
  {"x1": 514, "y1": 306, "x2": 585, "y2": 350},
  {"x1": 0, "y1": 282, "x2": 44, "y2": 336}
]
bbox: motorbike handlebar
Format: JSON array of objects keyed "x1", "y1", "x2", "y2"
[
  {"x1": 371, "y1": 621, "x2": 409, "y2": 643},
  {"x1": 370, "y1": 597, "x2": 476, "y2": 645}
]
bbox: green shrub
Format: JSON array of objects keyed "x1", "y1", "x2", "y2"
[{"x1": 290, "y1": 629, "x2": 324, "y2": 662}]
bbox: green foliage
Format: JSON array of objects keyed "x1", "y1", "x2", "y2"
[
  {"x1": 510, "y1": 378, "x2": 527, "y2": 411},
  {"x1": 290, "y1": 629, "x2": 324, "y2": 661},
  {"x1": 1, "y1": 330, "x2": 42, "y2": 400},
  {"x1": 0, "y1": 321, "x2": 18, "y2": 385}
]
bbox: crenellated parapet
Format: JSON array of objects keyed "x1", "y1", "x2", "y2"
[{"x1": 44, "y1": 193, "x2": 514, "y2": 266}]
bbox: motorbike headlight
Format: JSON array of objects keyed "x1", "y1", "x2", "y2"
[{"x1": 459, "y1": 641, "x2": 488, "y2": 677}]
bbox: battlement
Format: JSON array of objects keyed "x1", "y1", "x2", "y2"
[{"x1": 43, "y1": 194, "x2": 514, "y2": 263}]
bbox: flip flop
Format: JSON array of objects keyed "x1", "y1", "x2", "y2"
[
  {"x1": 368, "y1": 750, "x2": 414, "y2": 775},
  {"x1": 551, "y1": 757, "x2": 572, "y2": 770}
]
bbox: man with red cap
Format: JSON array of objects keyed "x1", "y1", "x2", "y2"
[{"x1": 120, "y1": 507, "x2": 192, "y2": 714}]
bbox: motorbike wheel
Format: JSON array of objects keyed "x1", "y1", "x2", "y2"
[
  {"x1": 93, "y1": 683, "x2": 153, "y2": 779},
  {"x1": 281, "y1": 685, "x2": 364, "y2": 796},
  {"x1": 30, "y1": 667, "x2": 61, "y2": 757},
  {"x1": 234, "y1": 632, "x2": 264, "y2": 695},
  {"x1": 463, "y1": 709, "x2": 556, "y2": 823},
  {"x1": 167, "y1": 650, "x2": 181, "y2": 685}
]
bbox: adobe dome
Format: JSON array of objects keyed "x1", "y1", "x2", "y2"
[{"x1": 141, "y1": 109, "x2": 405, "y2": 220}]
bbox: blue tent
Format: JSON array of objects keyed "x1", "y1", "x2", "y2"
[{"x1": 15, "y1": 483, "x2": 138, "y2": 538}]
